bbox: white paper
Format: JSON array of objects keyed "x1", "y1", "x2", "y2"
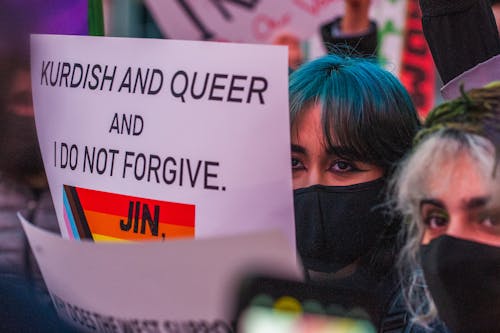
[
  {"x1": 20, "y1": 214, "x2": 301, "y2": 332},
  {"x1": 30, "y1": 34, "x2": 294, "y2": 245},
  {"x1": 143, "y1": 0, "x2": 408, "y2": 75}
]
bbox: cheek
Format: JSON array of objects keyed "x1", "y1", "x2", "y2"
[
  {"x1": 421, "y1": 224, "x2": 500, "y2": 247},
  {"x1": 421, "y1": 231, "x2": 435, "y2": 245},
  {"x1": 315, "y1": 167, "x2": 384, "y2": 187},
  {"x1": 292, "y1": 172, "x2": 307, "y2": 190},
  {"x1": 338, "y1": 164, "x2": 384, "y2": 185},
  {"x1": 361, "y1": 167, "x2": 385, "y2": 182},
  {"x1": 465, "y1": 232, "x2": 500, "y2": 247}
]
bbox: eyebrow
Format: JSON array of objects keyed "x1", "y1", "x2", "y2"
[
  {"x1": 291, "y1": 144, "x2": 306, "y2": 154},
  {"x1": 463, "y1": 196, "x2": 490, "y2": 209},
  {"x1": 420, "y1": 196, "x2": 491, "y2": 210},
  {"x1": 420, "y1": 198, "x2": 445, "y2": 209}
]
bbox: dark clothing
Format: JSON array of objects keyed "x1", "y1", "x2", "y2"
[
  {"x1": 320, "y1": 17, "x2": 378, "y2": 57},
  {"x1": 420, "y1": 0, "x2": 500, "y2": 84},
  {"x1": 0, "y1": 174, "x2": 58, "y2": 283},
  {"x1": 320, "y1": 267, "x2": 403, "y2": 332},
  {"x1": 306, "y1": 215, "x2": 449, "y2": 333},
  {"x1": 311, "y1": 265, "x2": 448, "y2": 332},
  {"x1": 0, "y1": 174, "x2": 65, "y2": 330},
  {"x1": 0, "y1": 274, "x2": 76, "y2": 332}
]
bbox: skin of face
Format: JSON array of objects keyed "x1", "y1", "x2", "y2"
[
  {"x1": 290, "y1": 103, "x2": 384, "y2": 189},
  {"x1": 345, "y1": 0, "x2": 370, "y2": 7},
  {"x1": 492, "y1": 4, "x2": 500, "y2": 35},
  {"x1": 342, "y1": 0, "x2": 371, "y2": 35},
  {"x1": 7, "y1": 68, "x2": 33, "y2": 117},
  {"x1": 420, "y1": 152, "x2": 500, "y2": 246}
]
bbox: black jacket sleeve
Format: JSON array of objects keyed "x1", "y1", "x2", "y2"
[{"x1": 420, "y1": 0, "x2": 500, "y2": 84}]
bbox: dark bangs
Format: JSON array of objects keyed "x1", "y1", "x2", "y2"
[
  {"x1": 289, "y1": 55, "x2": 420, "y2": 173},
  {"x1": 317, "y1": 57, "x2": 420, "y2": 172}
]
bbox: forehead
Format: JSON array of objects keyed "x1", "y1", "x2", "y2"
[
  {"x1": 291, "y1": 103, "x2": 324, "y2": 140},
  {"x1": 291, "y1": 103, "x2": 341, "y2": 143},
  {"x1": 424, "y1": 153, "x2": 490, "y2": 203}
]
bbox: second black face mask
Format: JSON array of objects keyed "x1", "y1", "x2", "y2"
[
  {"x1": 420, "y1": 235, "x2": 500, "y2": 333},
  {"x1": 293, "y1": 178, "x2": 388, "y2": 274}
]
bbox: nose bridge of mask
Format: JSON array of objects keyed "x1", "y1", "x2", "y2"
[
  {"x1": 311, "y1": 188, "x2": 328, "y2": 253},
  {"x1": 422, "y1": 235, "x2": 500, "y2": 264},
  {"x1": 421, "y1": 235, "x2": 500, "y2": 280},
  {"x1": 316, "y1": 188, "x2": 327, "y2": 234},
  {"x1": 294, "y1": 181, "x2": 386, "y2": 236}
]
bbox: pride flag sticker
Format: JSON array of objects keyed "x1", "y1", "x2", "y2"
[{"x1": 63, "y1": 185, "x2": 195, "y2": 241}]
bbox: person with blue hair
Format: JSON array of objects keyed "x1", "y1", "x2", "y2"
[{"x1": 290, "y1": 54, "x2": 447, "y2": 332}]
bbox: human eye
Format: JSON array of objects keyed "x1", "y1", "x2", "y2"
[
  {"x1": 329, "y1": 160, "x2": 359, "y2": 173},
  {"x1": 481, "y1": 217, "x2": 499, "y2": 227},
  {"x1": 422, "y1": 210, "x2": 449, "y2": 230},
  {"x1": 478, "y1": 210, "x2": 500, "y2": 234},
  {"x1": 291, "y1": 156, "x2": 305, "y2": 171}
]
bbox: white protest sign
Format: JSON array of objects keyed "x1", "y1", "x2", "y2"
[
  {"x1": 143, "y1": 0, "x2": 408, "y2": 74},
  {"x1": 20, "y1": 215, "x2": 301, "y2": 332},
  {"x1": 144, "y1": 0, "x2": 343, "y2": 43},
  {"x1": 30, "y1": 34, "x2": 293, "y2": 244}
]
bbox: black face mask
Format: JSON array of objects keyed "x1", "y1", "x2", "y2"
[
  {"x1": 294, "y1": 178, "x2": 388, "y2": 276},
  {"x1": 420, "y1": 235, "x2": 500, "y2": 333}
]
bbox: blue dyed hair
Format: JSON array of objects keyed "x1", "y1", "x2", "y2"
[{"x1": 290, "y1": 54, "x2": 420, "y2": 172}]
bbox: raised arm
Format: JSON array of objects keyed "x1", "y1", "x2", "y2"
[{"x1": 420, "y1": 0, "x2": 500, "y2": 84}]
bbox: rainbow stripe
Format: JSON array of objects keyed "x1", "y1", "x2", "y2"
[{"x1": 63, "y1": 185, "x2": 195, "y2": 241}]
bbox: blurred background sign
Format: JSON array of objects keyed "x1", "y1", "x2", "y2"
[{"x1": 142, "y1": 0, "x2": 434, "y2": 116}]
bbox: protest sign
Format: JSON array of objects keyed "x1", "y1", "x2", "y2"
[
  {"x1": 399, "y1": 0, "x2": 435, "y2": 118},
  {"x1": 30, "y1": 34, "x2": 294, "y2": 243},
  {"x1": 143, "y1": 0, "x2": 435, "y2": 116},
  {"x1": 144, "y1": 1, "x2": 406, "y2": 72},
  {"x1": 144, "y1": 0, "x2": 343, "y2": 43},
  {"x1": 20, "y1": 215, "x2": 301, "y2": 332}
]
